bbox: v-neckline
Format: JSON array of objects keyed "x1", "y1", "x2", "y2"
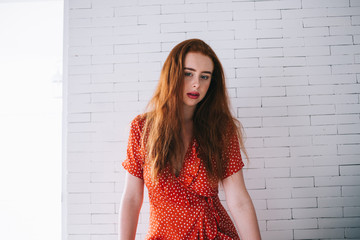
[{"x1": 174, "y1": 136, "x2": 195, "y2": 178}]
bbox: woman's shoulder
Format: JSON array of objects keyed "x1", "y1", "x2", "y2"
[{"x1": 130, "y1": 113, "x2": 148, "y2": 131}]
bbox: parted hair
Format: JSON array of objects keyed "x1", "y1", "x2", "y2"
[{"x1": 142, "y1": 38, "x2": 249, "y2": 181}]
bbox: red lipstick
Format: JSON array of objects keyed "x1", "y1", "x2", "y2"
[{"x1": 187, "y1": 91, "x2": 200, "y2": 99}]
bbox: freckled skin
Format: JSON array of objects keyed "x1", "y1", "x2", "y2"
[{"x1": 182, "y1": 52, "x2": 213, "y2": 114}]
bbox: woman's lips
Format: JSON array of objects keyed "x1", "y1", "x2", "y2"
[{"x1": 187, "y1": 92, "x2": 200, "y2": 99}]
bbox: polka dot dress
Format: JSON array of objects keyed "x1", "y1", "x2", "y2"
[{"x1": 122, "y1": 115, "x2": 244, "y2": 240}]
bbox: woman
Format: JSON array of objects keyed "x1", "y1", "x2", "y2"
[{"x1": 119, "y1": 39, "x2": 261, "y2": 240}]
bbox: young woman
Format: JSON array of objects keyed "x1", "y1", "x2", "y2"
[{"x1": 119, "y1": 39, "x2": 261, "y2": 240}]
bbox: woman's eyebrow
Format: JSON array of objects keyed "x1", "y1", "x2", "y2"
[{"x1": 184, "y1": 67, "x2": 212, "y2": 74}]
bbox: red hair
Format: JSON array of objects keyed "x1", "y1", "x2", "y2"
[{"x1": 142, "y1": 39, "x2": 248, "y2": 180}]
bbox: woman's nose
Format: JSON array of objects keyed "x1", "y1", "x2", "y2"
[{"x1": 192, "y1": 75, "x2": 200, "y2": 88}]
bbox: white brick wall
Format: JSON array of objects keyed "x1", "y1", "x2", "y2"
[{"x1": 64, "y1": 0, "x2": 360, "y2": 239}]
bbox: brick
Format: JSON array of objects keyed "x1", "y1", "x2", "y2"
[
  {"x1": 293, "y1": 207, "x2": 343, "y2": 219},
  {"x1": 236, "y1": 28, "x2": 283, "y2": 39},
  {"x1": 307, "y1": 55, "x2": 354, "y2": 66},
  {"x1": 256, "y1": 19, "x2": 282, "y2": 29},
  {"x1": 138, "y1": 14, "x2": 184, "y2": 24},
  {"x1": 267, "y1": 219, "x2": 317, "y2": 230},
  {"x1": 186, "y1": 12, "x2": 232, "y2": 22},
  {"x1": 161, "y1": 22, "x2": 207, "y2": 33},
  {"x1": 284, "y1": 66, "x2": 331, "y2": 76},
  {"x1": 261, "y1": 76, "x2": 308, "y2": 87},
  {"x1": 342, "y1": 186, "x2": 360, "y2": 196},
  {"x1": 186, "y1": 31, "x2": 235, "y2": 41},
  {"x1": 305, "y1": 36, "x2": 353, "y2": 46},
  {"x1": 338, "y1": 123, "x2": 360, "y2": 134},
  {"x1": 311, "y1": 114, "x2": 359, "y2": 125},
  {"x1": 237, "y1": 107, "x2": 288, "y2": 118},
  {"x1": 262, "y1": 96, "x2": 310, "y2": 107},
  {"x1": 319, "y1": 196, "x2": 360, "y2": 207},
  {"x1": 70, "y1": 45, "x2": 113, "y2": 56},
  {"x1": 69, "y1": 0, "x2": 91, "y2": 9},
  {"x1": 69, "y1": 236, "x2": 90, "y2": 240},
  {"x1": 236, "y1": 86, "x2": 285, "y2": 97},
  {"x1": 302, "y1": 0, "x2": 350, "y2": 8},
  {"x1": 287, "y1": 85, "x2": 334, "y2": 96},
  {"x1": 291, "y1": 144, "x2": 338, "y2": 157},
  {"x1": 68, "y1": 193, "x2": 91, "y2": 204},
  {"x1": 208, "y1": 2, "x2": 254, "y2": 12},
  {"x1": 244, "y1": 168, "x2": 290, "y2": 179},
  {"x1": 92, "y1": 235, "x2": 117, "y2": 240},
  {"x1": 352, "y1": 16, "x2": 360, "y2": 25},
  {"x1": 268, "y1": 198, "x2": 317, "y2": 209},
  {"x1": 92, "y1": 193, "x2": 121, "y2": 204},
  {"x1": 259, "y1": 57, "x2": 306, "y2": 67},
  {"x1": 313, "y1": 134, "x2": 360, "y2": 145},
  {"x1": 310, "y1": 94, "x2": 358, "y2": 105},
  {"x1": 92, "y1": 214, "x2": 117, "y2": 224},
  {"x1": 91, "y1": 172, "x2": 121, "y2": 182},
  {"x1": 345, "y1": 228, "x2": 360, "y2": 238},
  {"x1": 266, "y1": 177, "x2": 314, "y2": 188},
  {"x1": 236, "y1": 67, "x2": 284, "y2": 78},
  {"x1": 332, "y1": 64, "x2": 360, "y2": 74},
  {"x1": 161, "y1": 3, "x2": 206, "y2": 14},
  {"x1": 115, "y1": 5, "x2": 160, "y2": 16},
  {"x1": 255, "y1": 0, "x2": 301, "y2": 10},
  {"x1": 292, "y1": 186, "x2": 341, "y2": 198},
  {"x1": 344, "y1": 207, "x2": 360, "y2": 217},
  {"x1": 264, "y1": 136, "x2": 312, "y2": 147},
  {"x1": 331, "y1": 25, "x2": 360, "y2": 35},
  {"x1": 211, "y1": 39, "x2": 258, "y2": 49},
  {"x1": 247, "y1": 147, "x2": 289, "y2": 158},
  {"x1": 284, "y1": 26, "x2": 329, "y2": 38},
  {"x1": 69, "y1": 173, "x2": 91, "y2": 183},
  {"x1": 138, "y1": 0, "x2": 183, "y2": 5},
  {"x1": 67, "y1": 224, "x2": 115, "y2": 234},
  {"x1": 338, "y1": 144, "x2": 360, "y2": 154},
  {"x1": 233, "y1": 10, "x2": 281, "y2": 20},
  {"x1": 284, "y1": 46, "x2": 330, "y2": 57},
  {"x1": 288, "y1": 105, "x2": 336, "y2": 116},
  {"x1": 230, "y1": 97, "x2": 261, "y2": 108},
  {"x1": 260, "y1": 230, "x2": 293, "y2": 240},
  {"x1": 333, "y1": 101, "x2": 360, "y2": 114},
  {"x1": 319, "y1": 217, "x2": 360, "y2": 228},
  {"x1": 67, "y1": 113, "x2": 91, "y2": 123},
  {"x1": 316, "y1": 175, "x2": 360, "y2": 187},
  {"x1": 331, "y1": 45, "x2": 360, "y2": 55},
  {"x1": 340, "y1": 165, "x2": 360, "y2": 175},
  {"x1": 257, "y1": 38, "x2": 304, "y2": 48},
  {"x1": 282, "y1": 8, "x2": 328, "y2": 19},
  {"x1": 303, "y1": 17, "x2": 351, "y2": 27},
  {"x1": 328, "y1": 7, "x2": 360, "y2": 17},
  {"x1": 256, "y1": 209, "x2": 292, "y2": 220},
  {"x1": 294, "y1": 228, "x2": 344, "y2": 239},
  {"x1": 208, "y1": 20, "x2": 256, "y2": 31},
  {"x1": 334, "y1": 84, "x2": 360, "y2": 94},
  {"x1": 291, "y1": 166, "x2": 339, "y2": 177},
  {"x1": 68, "y1": 214, "x2": 91, "y2": 225}
]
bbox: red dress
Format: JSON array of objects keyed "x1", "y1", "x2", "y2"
[{"x1": 122, "y1": 115, "x2": 244, "y2": 240}]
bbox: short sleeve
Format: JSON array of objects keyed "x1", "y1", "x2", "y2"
[
  {"x1": 122, "y1": 115, "x2": 144, "y2": 179},
  {"x1": 222, "y1": 127, "x2": 245, "y2": 179}
]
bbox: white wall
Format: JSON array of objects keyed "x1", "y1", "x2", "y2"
[{"x1": 64, "y1": 0, "x2": 360, "y2": 239}]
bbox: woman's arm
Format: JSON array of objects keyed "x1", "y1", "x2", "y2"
[
  {"x1": 222, "y1": 170, "x2": 261, "y2": 240},
  {"x1": 119, "y1": 172, "x2": 144, "y2": 240}
]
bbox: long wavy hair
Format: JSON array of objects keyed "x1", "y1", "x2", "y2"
[{"x1": 142, "y1": 39, "x2": 249, "y2": 181}]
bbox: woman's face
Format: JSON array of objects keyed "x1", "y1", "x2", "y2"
[{"x1": 182, "y1": 52, "x2": 213, "y2": 111}]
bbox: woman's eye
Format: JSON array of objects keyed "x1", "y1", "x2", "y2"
[
  {"x1": 184, "y1": 72, "x2": 192, "y2": 77},
  {"x1": 201, "y1": 75, "x2": 210, "y2": 80}
]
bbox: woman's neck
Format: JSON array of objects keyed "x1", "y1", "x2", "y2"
[{"x1": 183, "y1": 104, "x2": 195, "y2": 122}]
